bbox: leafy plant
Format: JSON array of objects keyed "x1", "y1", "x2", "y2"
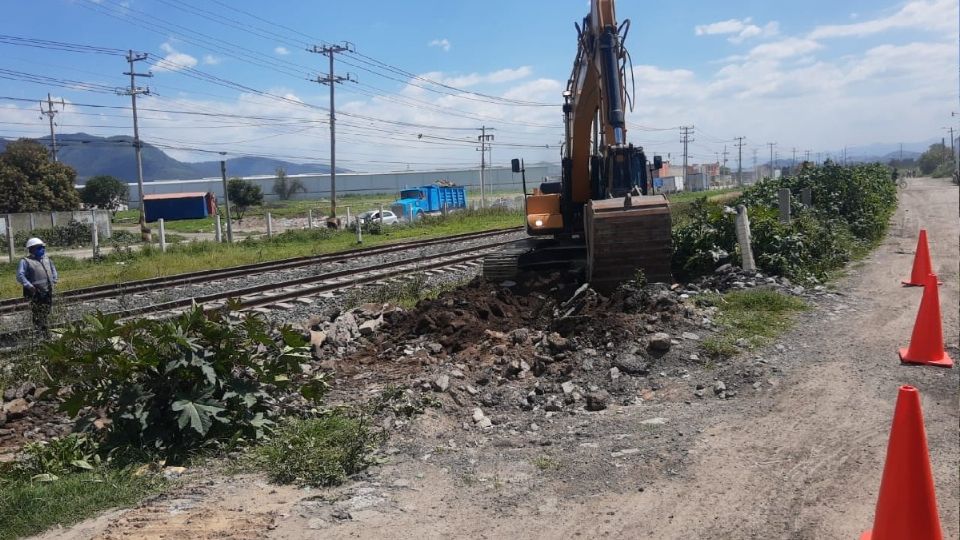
[
  {"x1": 0, "y1": 138, "x2": 81, "y2": 213},
  {"x1": 272, "y1": 167, "x2": 306, "y2": 201},
  {"x1": 12, "y1": 435, "x2": 101, "y2": 480},
  {"x1": 13, "y1": 219, "x2": 92, "y2": 248},
  {"x1": 227, "y1": 178, "x2": 264, "y2": 223},
  {"x1": 80, "y1": 175, "x2": 129, "y2": 215},
  {"x1": 43, "y1": 305, "x2": 325, "y2": 462}
]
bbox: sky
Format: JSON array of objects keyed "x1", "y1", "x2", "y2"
[{"x1": 0, "y1": 0, "x2": 957, "y2": 173}]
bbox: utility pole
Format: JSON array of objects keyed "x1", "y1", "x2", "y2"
[
  {"x1": 946, "y1": 127, "x2": 956, "y2": 158},
  {"x1": 477, "y1": 126, "x2": 495, "y2": 208},
  {"x1": 121, "y1": 50, "x2": 152, "y2": 242},
  {"x1": 791, "y1": 148, "x2": 797, "y2": 169},
  {"x1": 752, "y1": 148, "x2": 758, "y2": 182},
  {"x1": 734, "y1": 136, "x2": 745, "y2": 186},
  {"x1": 681, "y1": 126, "x2": 694, "y2": 189},
  {"x1": 311, "y1": 42, "x2": 355, "y2": 220},
  {"x1": 767, "y1": 142, "x2": 776, "y2": 177},
  {"x1": 899, "y1": 143, "x2": 903, "y2": 162},
  {"x1": 843, "y1": 146, "x2": 848, "y2": 166},
  {"x1": 804, "y1": 150, "x2": 811, "y2": 163},
  {"x1": 219, "y1": 159, "x2": 234, "y2": 243},
  {"x1": 39, "y1": 93, "x2": 64, "y2": 161}
]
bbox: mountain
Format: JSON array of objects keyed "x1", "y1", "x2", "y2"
[{"x1": 0, "y1": 133, "x2": 343, "y2": 183}]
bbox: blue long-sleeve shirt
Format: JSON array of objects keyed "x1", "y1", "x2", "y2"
[{"x1": 16, "y1": 256, "x2": 58, "y2": 288}]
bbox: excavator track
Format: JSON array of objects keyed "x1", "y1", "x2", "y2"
[
  {"x1": 585, "y1": 195, "x2": 672, "y2": 292},
  {"x1": 482, "y1": 237, "x2": 587, "y2": 282}
]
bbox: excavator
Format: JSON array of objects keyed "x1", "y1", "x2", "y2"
[{"x1": 482, "y1": 0, "x2": 672, "y2": 292}]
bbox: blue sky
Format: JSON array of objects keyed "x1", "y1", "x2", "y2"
[{"x1": 1, "y1": 0, "x2": 957, "y2": 172}]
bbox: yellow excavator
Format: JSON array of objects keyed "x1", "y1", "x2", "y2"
[{"x1": 483, "y1": 0, "x2": 672, "y2": 291}]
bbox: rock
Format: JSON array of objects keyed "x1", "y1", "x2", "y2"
[
  {"x1": 477, "y1": 417, "x2": 493, "y2": 429},
  {"x1": 715, "y1": 263, "x2": 734, "y2": 274},
  {"x1": 465, "y1": 385, "x2": 478, "y2": 396},
  {"x1": 714, "y1": 381, "x2": 727, "y2": 395},
  {"x1": 545, "y1": 332, "x2": 571, "y2": 352},
  {"x1": 735, "y1": 338, "x2": 750, "y2": 348},
  {"x1": 481, "y1": 392, "x2": 501, "y2": 407},
  {"x1": 609, "y1": 367, "x2": 621, "y2": 380},
  {"x1": 681, "y1": 332, "x2": 700, "y2": 341},
  {"x1": 0, "y1": 411, "x2": 5, "y2": 427},
  {"x1": 500, "y1": 280, "x2": 517, "y2": 288},
  {"x1": 328, "y1": 312, "x2": 359, "y2": 346},
  {"x1": 432, "y1": 375, "x2": 451, "y2": 392},
  {"x1": 561, "y1": 381, "x2": 576, "y2": 395},
  {"x1": 2, "y1": 398, "x2": 30, "y2": 419},
  {"x1": 162, "y1": 466, "x2": 187, "y2": 480},
  {"x1": 510, "y1": 328, "x2": 531, "y2": 344},
  {"x1": 647, "y1": 333, "x2": 672, "y2": 352},
  {"x1": 640, "y1": 417, "x2": 667, "y2": 425},
  {"x1": 426, "y1": 342, "x2": 444, "y2": 354},
  {"x1": 472, "y1": 408, "x2": 486, "y2": 423},
  {"x1": 613, "y1": 353, "x2": 650, "y2": 375},
  {"x1": 15, "y1": 382, "x2": 37, "y2": 399},
  {"x1": 2, "y1": 388, "x2": 15, "y2": 401},
  {"x1": 450, "y1": 369, "x2": 465, "y2": 379},
  {"x1": 585, "y1": 391, "x2": 610, "y2": 411},
  {"x1": 310, "y1": 330, "x2": 327, "y2": 347},
  {"x1": 693, "y1": 389, "x2": 705, "y2": 398},
  {"x1": 358, "y1": 316, "x2": 384, "y2": 336}
]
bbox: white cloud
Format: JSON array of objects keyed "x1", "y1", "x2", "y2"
[
  {"x1": 274, "y1": 46, "x2": 290, "y2": 56},
  {"x1": 153, "y1": 42, "x2": 198, "y2": 72},
  {"x1": 809, "y1": 0, "x2": 958, "y2": 38},
  {"x1": 745, "y1": 37, "x2": 823, "y2": 60},
  {"x1": 418, "y1": 66, "x2": 533, "y2": 88},
  {"x1": 202, "y1": 55, "x2": 220, "y2": 65},
  {"x1": 695, "y1": 17, "x2": 779, "y2": 43},
  {"x1": 428, "y1": 38, "x2": 451, "y2": 52}
]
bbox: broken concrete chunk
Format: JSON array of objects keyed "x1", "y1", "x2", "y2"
[{"x1": 647, "y1": 333, "x2": 672, "y2": 352}]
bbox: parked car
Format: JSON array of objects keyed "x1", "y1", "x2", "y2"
[{"x1": 357, "y1": 209, "x2": 400, "y2": 225}]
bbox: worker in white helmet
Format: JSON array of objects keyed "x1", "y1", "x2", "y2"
[{"x1": 16, "y1": 237, "x2": 58, "y2": 337}]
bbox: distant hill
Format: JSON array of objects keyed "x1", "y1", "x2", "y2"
[{"x1": 0, "y1": 133, "x2": 344, "y2": 183}]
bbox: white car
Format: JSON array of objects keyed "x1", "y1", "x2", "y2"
[{"x1": 358, "y1": 209, "x2": 400, "y2": 225}]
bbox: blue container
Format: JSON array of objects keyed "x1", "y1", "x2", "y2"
[{"x1": 143, "y1": 192, "x2": 212, "y2": 222}]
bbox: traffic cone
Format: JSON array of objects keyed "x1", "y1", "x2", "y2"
[
  {"x1": 902, "y1": 230, "x2": 935, "y2": 286},
  {"x1": 861, "y1": 385, "x2": 944, "y2": 540},
  {"x1": 899, "y1": 273, "x2": 953, "y2": 368}
]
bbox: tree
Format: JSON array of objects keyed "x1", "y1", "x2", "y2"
[
  {"x1": 227, "y1": 178, "x2": 263, "y2": 223},
  {"x1": 272, "y1": 167, "x2": 305, "y2": 200},
  {"x1": 0, "y1": 138, "x2": 81, "y2": 213},
  {"x1": 81, "y1": 175, "x2": 129, "y2": 216},
  {"x1": 917, "y1": 143, "x2": 954, "y2": 176}
]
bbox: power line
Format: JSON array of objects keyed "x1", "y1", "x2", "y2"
[
  {"x1": 39, "y1": 93, "x2": 64, "y2": 161},
  {"x1": 311, "y1": 42, "x2": 357, "y2": 219},
  {"x1": 120, "y1": 50, "x2": 153, "y2": 241}
]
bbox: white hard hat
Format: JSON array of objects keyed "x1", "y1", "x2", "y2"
[{"x1": 25, "y1": 237, "x2": 45, "y2": 249}]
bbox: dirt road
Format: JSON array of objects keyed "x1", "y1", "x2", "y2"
[{"x1": 38, "y1": 177, "x2": 959, "y2": 539}]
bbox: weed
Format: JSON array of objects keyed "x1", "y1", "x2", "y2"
[
  {"x1": 251, "y1": 412, "x2": 382, "y2": 487},
  {"x1": 532, "y1": 455, "x2": 561, "y2": 472},
  {"x1": 700, "y1": 289, "x2": 808, "y2": 359}
]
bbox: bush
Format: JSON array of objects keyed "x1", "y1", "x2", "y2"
[
  {"x1": 252, "y1": 413, "x2": 380, "y2": 487},
  {"x1": 80, "y1": 175, "x2": 128, "y2": 215},
  {"x1": 227, "y1": 178, "x2": 264, "y2": 223},
  {"x1": 11, "y1": 435, "x2": 100, "y2": 480},
  {"x1": 272, "y1": 168, "x2": 305, "y2": 201},
  {"x1": 10, "y1": 220, "x2": 92, "y2": 249},
  {"x1": 672, "y1": 163, "x2": 896, "y2": 282},
  {"x1": 43, "y1": 306, "x2": 327, "y2": 462}
]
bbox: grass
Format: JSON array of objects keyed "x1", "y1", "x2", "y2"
[
  {"x1": 0, "y1": 208, "x2": 523, "y2": 300},
  {"x1": 699, "y1": 289, "x2": 809, "y2": 358},
  {"x1": 532, "y1": 455, "x2": 562, "y2": 472},
  {"x1": 0, "y1": 469, "x2": 164, "y2": 540},
  {"x1": 250, "y1": 413, "x2": 381, "y2": 487},
  {"x1": 343, "y1": 273, "x2": 471, "y2": 310}
]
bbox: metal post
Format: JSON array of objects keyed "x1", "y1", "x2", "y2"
[
  {"x1": 215, "y1": 214, "x2": 222, "y2": 242},
  {"x1": 219, "y1": 160, "x2": 233, "y2": 243},
  {"x1": 158, "y1": 218, "x2": 166, "y2": 252},
  {"x1": 307, "y1": 209, "x2": 314, "y2": 229},
  {"x1": 5, "y1": 215, "x2": 15, "y2": 263},
  {"x1": 355, "y1": 214, "x2": 362, "y2": 244},
  {"x1": 778, "y1": 189, "x2": 791, "y2": 223},
  {"x1": 266, "y1": 212, "x2": 273, "y2": 238},
  {"x1": 735, "y1": 205, "x2": 756, "y2": 272}
]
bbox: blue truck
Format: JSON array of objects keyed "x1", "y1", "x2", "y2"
[{"x1": 392, "y1": 184, "x2": 467, "y2": 220}]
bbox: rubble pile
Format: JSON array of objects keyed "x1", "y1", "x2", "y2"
[{"x1": 0, "y1": 382, "x2": 71, "y2": 458}]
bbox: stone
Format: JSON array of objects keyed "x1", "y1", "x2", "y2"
[
  {"x1": 2, "y1": 388, "x2": 15, "y2": 401},
  {"x1": 465, "y1": 385, "x2": 478, "y2": 396},
  {"x1": 647, "y1": 333, "x2": 672, "y2": 352},
  {"x1": 714, "y1": 381, "x2": 727, "y2": 395},
  {"x1": 613, "y1": 353, "x2": 649, "y2": 375},
  {"x1": 681, "y1": 332, "x2": 700, "y2": 341},
  {"x1": 328, "y1": 312, "x2": 359, "y2": 346},
  {"x1": 715, "y1": 263, "x2": 734, "y2": 274},
  {"x1": 354, "y1": 302, "x2": 384, "y2": 320},
  {"x1": 358, "y1": 316, "x2": 384, "y2": 336},
  {"x1": 545, "y1": 332, "x2": 571, "y2": 352},
  {"x1": 611, "y1": 448, "x2": 640, "y2": 458},
  {"x1": 15, "y1": 382, "x2": 36, "y2": 399},
  {"x1": 609, "y1": 367, "x2": 621, "y2": 380},
  {"x1": 0, "y1": 411, "x2": 6, "y2": 427},
  {"x1": 477, "y1": 417, "x2": 493, "y2": 429},
  {"x1": 510, "y1": 328, "x2": 531, "y2": 344},
  {"x1": 426, "y1": 342, "x2": 444, "y2": 354},
  {"x1": 310, "y1": 330, "x2": 327, "y2": 347},
  {"x1": 585, "y1": 391, "x2": 610, "y2": 411},
  {"x1": 450, "y1": 369, "x2": 465, "y2": 379},
  {"x1": 472, "y1": 408, "x2": 486, "y2": 423},
  {"x1": 2, "y1": 398, "x2": 30, "y2": 419},
  {"x1": 561, "y1": 381, "x2": 576, "y2": 395},
  {"x1": 639, "y1": 417, "x2": 667, "y2": 425},
  {"x1": 432, "y1": 375, "x2": 451, "y2": 392}
]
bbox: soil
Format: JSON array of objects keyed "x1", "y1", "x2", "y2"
[{"x1": 31, "y1": 177, "x2": 960, "y2": 539}]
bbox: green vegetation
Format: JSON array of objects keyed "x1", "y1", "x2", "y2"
[
  {"x1": 699, "y1": 289, "x2": 809, "y2": 358},
  {"x1": 80, "y1": 175, "x2": 129, "y2": 215},
  {"x1": 917, "y1": 142, "x2": 956, "y2": 178},
  {"x1": 343, "y1": 273, "x2": 471, "y2": 310},
  {"x1": 227, "y1": 177, "x2": 264, "y2": 223},
  {"x1": 667, "y1": 188, "x2": 741, "y2": 225},
  {"x1": 272, "y1": 167, "x2": 306, "y2": 201},
  {"x1": 0, "y1": 467, "x2": 163, "y2": 540},
  {"x1": 0, "y1": 208, "x2": 522, "y2": 299},
  {"x1": 250, "y1": 413, "x2": 380, "y2": 487},
  {"x1": 672, "y1": 163, "x2": 896, "y2": 282},
  {"x1": 0, "y1": 138, "x2": 81, "y2": 213},
  {"x1": 532, "y1": 455, "x2": 562, "y2": 471},
  {"x1": 43, "y1": 306, "x2": 325, "y2": 463}
]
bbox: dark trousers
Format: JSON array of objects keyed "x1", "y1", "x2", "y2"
[{"x1": 28, "y1": 291, "x2": 53, "y2": 336}]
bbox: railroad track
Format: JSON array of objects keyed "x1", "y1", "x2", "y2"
[
  {"x1": 0, "y1": 231, "x2": 519, "y2": 348},
  {"x1": 0, "y1": 226, "x2": 522, "y2": 316}
]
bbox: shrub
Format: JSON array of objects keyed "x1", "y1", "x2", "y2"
[
  {"x1": 11, "y1": 435, "x2": 100, "y2": 480},
  {"x1": 272, "y1": 168, "x2": 305, "y2": 201},
  {"x1": 80, "y1": 175, "x2": 128, "y2": 215},
  {"x1": 11, "y1": 220, "x2": 92, "y2": 249},
  {"x1": 227, "y1": 178, "x2": 264, "y2": 223},
  {"x1": 43, "y1": 305, "x2": 327, "y2": 462}
]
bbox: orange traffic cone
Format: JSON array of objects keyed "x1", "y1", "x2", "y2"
[
  {"x1": 861, "y1": 385, "x2": 944, "y2": 540},
  {"x1": 902, "y1": 230, "x2": 935, "y2": 286},
  {"x1": 899, "y1": 273, "x2": 953, "y2": 368}
]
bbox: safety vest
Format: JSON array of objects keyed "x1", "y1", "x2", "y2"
[{"x1": 21, "y1": 256, "x2": 54, "y2": 294}]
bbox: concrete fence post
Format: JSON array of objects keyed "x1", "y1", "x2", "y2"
[
  {"x1": 50, "y1": 211, "x2": 56, "y2": 228},
  {"x1": 158, "y1": 218, "x2": 167, "y2": 252},
  {"x1": 215, "y1": 214, "x2": 223, "y2": 243},
  {"x1": 735, "y1": 205, "x2": 756, "y2": 273},
  {"x1": 307, "y1": 209, "x2": 314, "y2": 229},
  {"x1": 778, "y1": 188, "x2": 791, "y2": 224},
  {"x1": 345, "y1": 207, "x2": 351, "y2": 230},
  {"x1": 5, "y1": 215, "x2": 14, "y2": 263},
  {"x1": 29, "y1": 213, "x2": 36, "y2": 231},
  {"x1": 801, "y1": 187, "x2": 812, "y2": 208},
  {"x1": 355, "y1": 214, "x2": 363, "y2": 244},
  {"x1": 91, "y1": 211, "x2": 100, "y2": 258},
  {"x1": 266, "y1": 212, "x2": 273, "y2": 238},
  {"x1": 442, "y1": 200, "x2": 448, "y2": 217},
  {"x1": 378, "y1": 203, "x2": 384, "y2": 223}
]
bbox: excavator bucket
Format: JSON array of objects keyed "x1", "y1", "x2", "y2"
[{"x1": 585, "y1": 195, "x2": 672, "y2": 292}]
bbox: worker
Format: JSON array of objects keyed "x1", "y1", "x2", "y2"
[{"x1": 16, "y1": 237, "x2": 58, "y2": 337}]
